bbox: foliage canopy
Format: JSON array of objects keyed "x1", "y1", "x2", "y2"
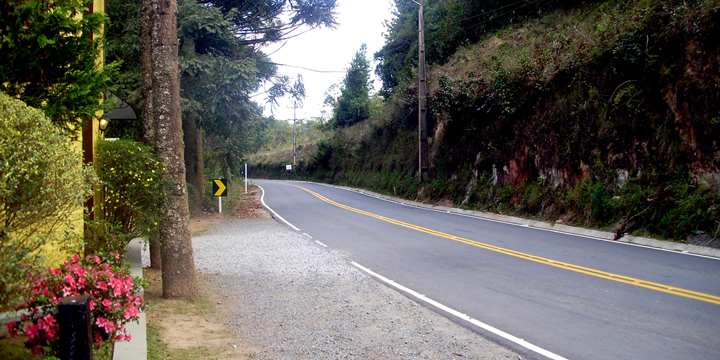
[{"x1": 0, "y1": 0, "x2": 118, "y2": 136}]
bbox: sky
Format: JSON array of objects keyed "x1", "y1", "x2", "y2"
[{"x1": 258, "y1": 0, "x2": 397, "y2": 122}]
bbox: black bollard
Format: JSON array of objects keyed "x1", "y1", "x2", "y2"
[{"x1": 58, "y1": 295, "x2": 93, "y2": 360}]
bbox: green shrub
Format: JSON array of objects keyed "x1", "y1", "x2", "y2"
[
  {"x1": 0, "y1": 91, "x2": 92, "y2": 309},
  {"x1": 83, "y1": 219, "x2": 134, "y2": 267},
  {"x1": 92, "y1": 139, "x2": 166, "y2": 255}
]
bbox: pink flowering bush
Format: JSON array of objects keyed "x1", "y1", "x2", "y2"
[{"x1": 5, "y1": 253, "x2": 143, "y2": 356}]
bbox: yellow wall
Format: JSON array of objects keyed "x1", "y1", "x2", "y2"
[{"x1": 39, "y1": 0, "x2": 106, "y2": 267}]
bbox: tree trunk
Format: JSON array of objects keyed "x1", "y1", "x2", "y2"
[
  {"x1": 180, "y1": 36, "x2": 204, "y2": 198},
  {"x1": 149, "y1": 237, "x2": 162, "y2": 270},
  {"x1": 141, "y1": 0, "x2": 161, "y2": 270},
  {"x1": 151, "y1": 0, "x2": 196, "y2": 298},
  {"x1": 140, "y1": 0, "x2": 156, "y2": 147},
  {"x1": 197, "y1": 128, "x2": 204, "y2": 195},
  {"x1": 183, "y1": 112, "x2": 204, "y2": 197}
]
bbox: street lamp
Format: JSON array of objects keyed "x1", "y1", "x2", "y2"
[
  {"x1": 99, "y1": 114, "x2": 110, "y2": 133},
  {"x1": 411, "y1": 0, "x2": 429, "y2": 181}
]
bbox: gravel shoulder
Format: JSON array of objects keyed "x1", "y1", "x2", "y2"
[{"x1": 193, "y1": 216, "x2": 520, "y2": 359}]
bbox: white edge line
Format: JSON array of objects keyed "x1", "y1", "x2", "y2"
[
  {"x1": 351, "y1": 261, "x2": 569, "y2": 360},
  {"x1": 257, "y1": 184, "x2": 300, "y2": 231}
]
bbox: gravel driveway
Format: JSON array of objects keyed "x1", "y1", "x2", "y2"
[{"x1": 192, "y1": 218, "x2": 520, "y2": 360}]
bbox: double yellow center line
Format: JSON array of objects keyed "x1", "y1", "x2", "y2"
[{"x1": 291, "y1": 184, "x2": 720, "y2": 306}]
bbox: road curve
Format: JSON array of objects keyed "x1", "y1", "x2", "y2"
[{"x1": 254, "y1": 179, "x2": 720, "y2": 360}]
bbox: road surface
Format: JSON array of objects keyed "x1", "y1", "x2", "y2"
[{"x1": 254, "y1": 180, "x2": 720, "y2": 360}]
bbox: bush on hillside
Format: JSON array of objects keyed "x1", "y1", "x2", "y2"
[{"x1": 0, "y1": 91, "x2": 92, "y2": 310}]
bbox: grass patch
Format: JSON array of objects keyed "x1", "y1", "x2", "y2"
[{"x1": 144, "y1": 269, "x2": 250, "y2": 360}]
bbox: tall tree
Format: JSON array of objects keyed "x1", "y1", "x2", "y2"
[
  {"x1": 177, "y1": 0, "x2": 335, "y2": 192},
  {"x1": 111, "y1": 0, "x2": 339, "y2": 214},
  {"x1": 334, "y1": 44, "x2": 372, "y2": 127},
  {"x1": 144, "y1": 0, "x2": 197, "y2": 298},
  {"x1": 177, "y1": 0, "x2": 262, "y2": 194},
  {"x1": 0, "y1": 0, "x2": 118, "y2": 136}
]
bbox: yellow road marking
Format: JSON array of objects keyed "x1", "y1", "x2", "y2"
[{"x1": 290, "y1": 184, "x2": 720, "y2": 306}]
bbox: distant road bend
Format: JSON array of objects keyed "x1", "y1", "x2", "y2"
[{"x1": 255, "y1": 180, "x2": 720, "y2": 360}]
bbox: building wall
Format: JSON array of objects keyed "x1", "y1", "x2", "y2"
[{"x1": 40, "y1": 0, "x2": 106, "y2": 267}]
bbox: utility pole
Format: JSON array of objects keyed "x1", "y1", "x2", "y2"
[
  {"x1": 288, "y1": 104, "x2": 303, "y2": 167},
  {"x1": 293, "y1": 106, "x2": 297, "y2": 167},
  {"x1": 413, "y1": 0, "x2": 429, "y2": 181}
]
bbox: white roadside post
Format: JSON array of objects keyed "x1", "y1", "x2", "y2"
[{"x1": 245, "y1": 163, "x2": 248, "y2": 194}]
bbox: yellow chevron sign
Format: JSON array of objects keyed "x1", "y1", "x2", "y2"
[{"x1": 213, "y1": 179, "x2": 227, "y2": 197}]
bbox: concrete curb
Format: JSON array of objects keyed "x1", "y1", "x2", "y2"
[{"x1": 113, "y1": 238, "x2": 147, "y2": 360}]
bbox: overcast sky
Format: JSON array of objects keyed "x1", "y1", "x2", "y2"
[{"x1": 258, "y1": 0, "x2": 396, "y2": 122}]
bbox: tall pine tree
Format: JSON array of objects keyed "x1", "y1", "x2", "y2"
[{"x1": 334, "y1": 44, "x2": 371, "y2": 128}]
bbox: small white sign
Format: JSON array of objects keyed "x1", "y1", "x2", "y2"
[{"x1": 286, "y1": 164, "x2": 292, "y2": 171}]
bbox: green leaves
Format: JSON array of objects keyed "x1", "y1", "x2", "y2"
[
  {"x1": 334, "y1": 44, "x2": 372, "y2": 128},
  {"x1": 0, "y1": 0, "x2": 117, "y2": 137},
  {"x1": 0, "y1": 91, "x2": 91, "y2": 308},
  {"x1": 96, "y1": 139, "x2": 167, "y2": 239}
]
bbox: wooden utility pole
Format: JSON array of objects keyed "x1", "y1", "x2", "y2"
[
  {"x1": 293, "y1": 106, "x2": 297, "y2": 167},
  {"x1": 414, "y1": 0, "x2": 429, "y2": 180},
  {"x1": 288, "y1": 104, "x2": 303, "y2": 167}
]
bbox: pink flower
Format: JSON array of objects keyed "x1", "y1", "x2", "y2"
[
  {"x1": 110, "y1": 277, "x2": 129, "y2": 296},
  {"x1": 37, "y1": 315, "x2": 57, "y2": 340},
  {"x1": 63, "y1": 274, "x2": 76, "y2": 289},
  {"x1": 24, "y1": 324, "x2": 39, "y2": 340},
  {"x1": 102, "y1": 298, "x2": 113, "y2": 309},
  {"x1": 102, "y1": 320, "x2": 116, "y2": 333},
  {"x1": 123, "y1": 306, "x2": 139, "y2": 320},
  {"x1": 6, "y1": 322, "x2": 18, "y2": 337},
  {"x1": 97, "y1": 281, "x2": 108, "y2": 290},
  {"x1": 11, "y1": 252, "x2": 145, "y2": 356},
  {"x1": 96, "y1": 317, "x2": 110, "y2": 329}
]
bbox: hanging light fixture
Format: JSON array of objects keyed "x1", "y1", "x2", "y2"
[{"x1": 99, "y1": 114, "x2": 110, "y2": 133}]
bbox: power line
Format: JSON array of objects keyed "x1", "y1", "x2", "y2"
[
  {"x1": 267, "y1": 62, "x2": 344, "y2": 74},
  {"x1": 455, "y1": 0, "x2": 533, "y2": 24},
  {"x1": 444, "y1": 0, "x2": 544, "y2": 40}
]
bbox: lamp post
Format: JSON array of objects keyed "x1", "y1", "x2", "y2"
[{"x1": 411, "y1": 0, "x2": 429, "y2": 181}]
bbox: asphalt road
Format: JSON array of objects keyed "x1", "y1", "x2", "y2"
[{"x1": 254, "y1": 180, "x2": 720, "y2": 360}]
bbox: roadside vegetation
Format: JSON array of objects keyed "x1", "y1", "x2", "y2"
[{"x1": 251, "y1": 0, "x2": 720, "y2": 243}]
